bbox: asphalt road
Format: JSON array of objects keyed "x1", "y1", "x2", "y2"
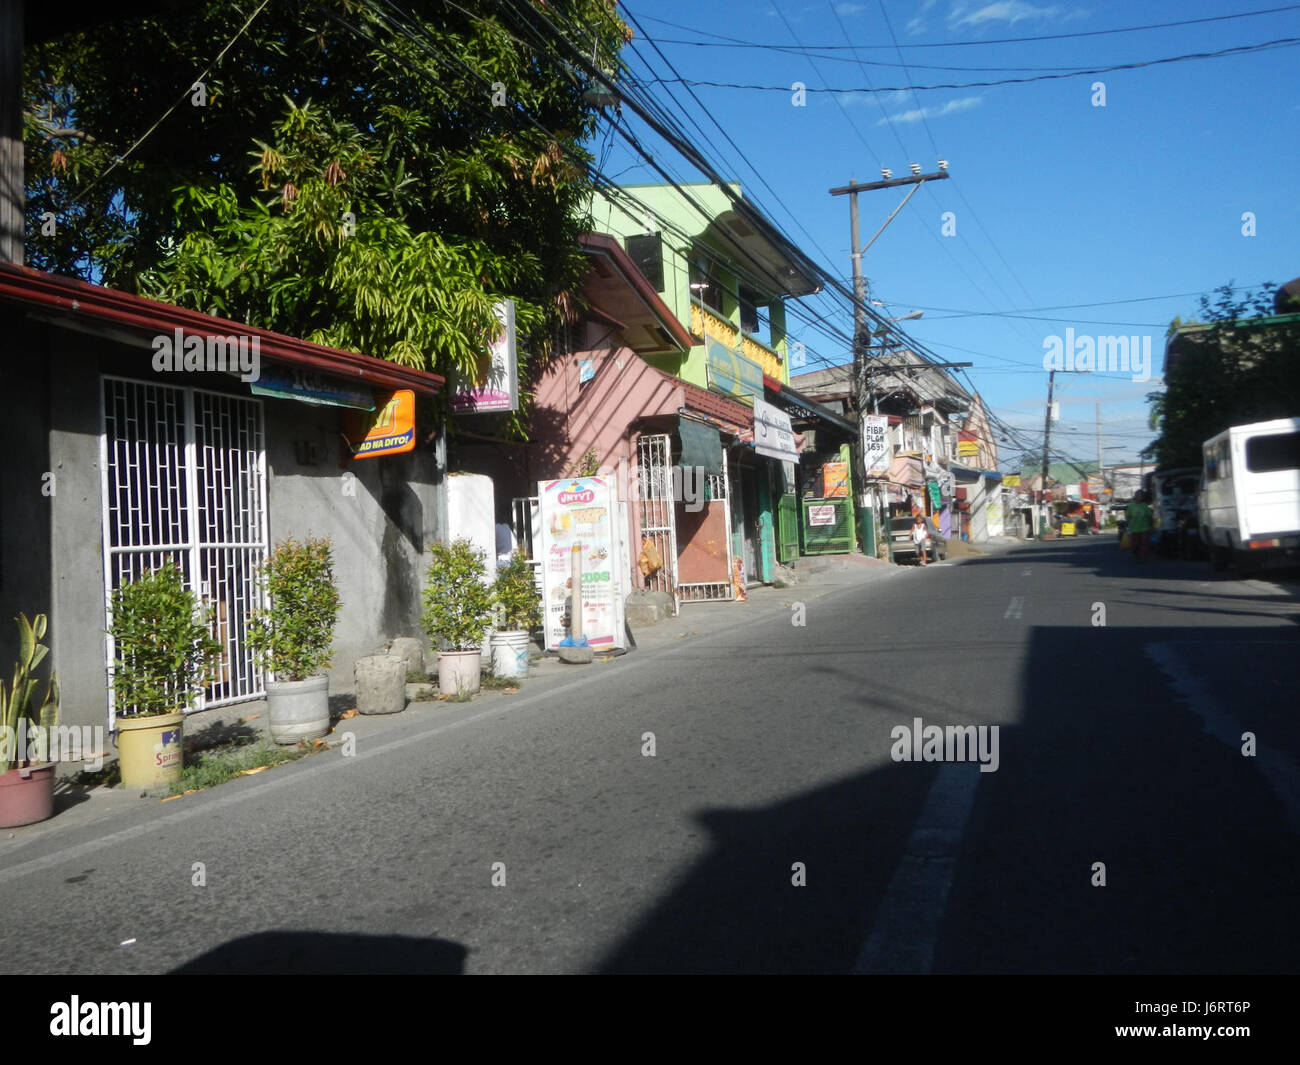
[{"x1": 3, "y1": 537, "x2": 1298, "y2": 974}]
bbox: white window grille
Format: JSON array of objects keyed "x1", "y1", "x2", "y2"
[
  {"x1": 100, "y1": 377, "x2": 269, "y2": 723},
  {"x1": 636, "y1": 434, "x2": 679, "y2": 608}
]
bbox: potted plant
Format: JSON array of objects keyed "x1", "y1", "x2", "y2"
[
  {"x1": 247, "y1": 538, "x2": 342, "y2": 744},
  {"x1": 109, "y1": 562, "x2": 222, "y2": 791},
  {"x1": 0, "y1": 613, "x2": 60, "y2": 828},
  {"x1": 490, "y1": 550, "x2": 539, "y2": 678},
  {"x1": 421, "y1": 538, "x2": 494, "y2": 696}
]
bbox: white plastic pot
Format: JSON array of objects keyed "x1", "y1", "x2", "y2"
[
  {"x1": 490, "y1": 631, "x2": 531, "y2": 678},
  {"x1": 437, "y1": 649, "x2": 482, "y2": 695}
]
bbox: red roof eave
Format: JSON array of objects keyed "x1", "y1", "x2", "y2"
[
  {"x1": 580, "y1": 234, "x2": 696, "y2": 353},
  {"x1": 0, "y1": 264, "x2": 445, "y2": 396}
]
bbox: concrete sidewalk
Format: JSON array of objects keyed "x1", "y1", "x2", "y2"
[{"x1": 3, "y1": 551, "x2": 903, "y2": 854}]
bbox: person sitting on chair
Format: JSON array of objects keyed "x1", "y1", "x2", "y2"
[{"x1": 911, "y1": 513, "x2": 930, "y2": 566}]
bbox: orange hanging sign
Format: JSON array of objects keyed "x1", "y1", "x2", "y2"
[{"x1": 344, "y1": 390, "x2": 416, "y2": 459}]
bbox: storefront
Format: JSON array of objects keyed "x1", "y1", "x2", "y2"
[
  {"x1": 761, "y1": 378, "x2": 859, "y2": 558},
  {"x1": 0, "y1": 263, "x2": 447, "y2": 733}
]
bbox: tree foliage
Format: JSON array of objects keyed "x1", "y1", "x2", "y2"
[
  {"x1": 247, "y1": 538, "x2": 342, "y2": 682},
  {"x1": 23, "y1": 0, "x2": 629, "y2": 383},
  {"x1": 108, "y1": 563, "x2": 223, "y2": 718},
  {"x1": 1145, "y1": 283, "x2": 1300, "y2": 469}
]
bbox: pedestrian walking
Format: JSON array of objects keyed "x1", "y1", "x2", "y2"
[
  {"x1": 912, "y1": 513, "x2": 930, "y2": 565},
  {"x1": 1126, "y1": 491, "x2": 1154, "y2": 562}
]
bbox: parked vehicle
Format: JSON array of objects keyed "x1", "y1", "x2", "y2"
[
  {"x1": 1111, "y1": 502, "x2": 1128, "y2": 538},
  {"x1": 890, "y1": 516, "x2": 948, "y2": 564},
  {"x1": 1198, "y1": 418, "x2": 1300, "y2": 573},
  {"x1": 1151, "y1": 467, "x2": 1202, "y2": 557}
]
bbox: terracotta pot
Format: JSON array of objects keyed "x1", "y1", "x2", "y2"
[{"x1": 0, "y1": 763, "x2": 56, "y2": 828}]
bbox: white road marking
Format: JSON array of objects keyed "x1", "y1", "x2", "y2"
[
  {"x1": 1021, "y1": 569, "x2": 1032, "y2": 577},
  {"x1": 1004, "y1": 596, "x2": 1024, "y2": 619},
  {"x1": 852, "y1": 764, "x2": 982, "y2": 974},
  {"x1": 1146, "y1": 641, "x2": 1300, "y2": 833}
]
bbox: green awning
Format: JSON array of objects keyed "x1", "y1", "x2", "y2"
[{"x1": 678, "y1": 417, "x2": 724, "y2": 475}]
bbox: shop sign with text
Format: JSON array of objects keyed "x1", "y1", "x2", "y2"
[{"x1": 343, "y1": 390, "x2": 415, "y2": 458}]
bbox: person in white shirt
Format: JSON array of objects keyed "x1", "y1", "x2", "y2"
[{"x1": 911, "y1": 513, "x2": 930, "y2": 565}]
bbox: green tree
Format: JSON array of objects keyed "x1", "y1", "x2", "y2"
[
  {"x1": 1146, "y1": 283, "x2": 1300, "y2": 469},
  {"x1": 23, "y1": 0, "x2": 629, "y2": 384}
]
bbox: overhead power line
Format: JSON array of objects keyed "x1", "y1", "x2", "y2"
[
  {"x1": 632, "y1": 5, "x2": 1300, "y2": 50},
  {"x1": 640, "y1": 37, "x2": 1300, "y2": 95}
]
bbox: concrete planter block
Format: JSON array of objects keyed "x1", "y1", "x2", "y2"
[
  {"x1": 356, "y1": 654, "x2": 408, "y2": 716},
  {"x1": 626, "y1": 589, "x2": 675, "y2": 629},
  {"x1": 558, "y1": 645, "x2": 594, "y2": 664},
  {"x1": 389, "y1": 637, "x2": 426, "y2": 678}
]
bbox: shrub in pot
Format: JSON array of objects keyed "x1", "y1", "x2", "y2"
[
  {"x1": 109, "y1": 562, "x2": 222, "y2": 791},
  {"x1": 421, "y1": 538, "x2": 493, "y2": 696},
  {"x1": 490, "y1": 551, "x2": 539, "y2": 678},
  {"x1": 247, "y1": 538, "x2": 342, "y2": 744},
  {"x1": 0, "y1": 613, "x2": 60, "y2": 828}
]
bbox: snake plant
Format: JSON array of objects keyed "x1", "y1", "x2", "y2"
[{"x1": 1, "y1": 613, "x2": 60, "y2": 773}]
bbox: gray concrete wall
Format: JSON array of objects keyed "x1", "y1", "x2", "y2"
[
  {"x1": 0, "y1": 315, "x2": 54, "y2": 698},
  {"x1": 47, "y1": 332, "x2": 111, "y2": 730},
  {"x1": 263, "y1": 398, "x2": 444, "y2": 693},
  {"x1": 5, "y1": 318, "x2": 445, "y2": 731}
]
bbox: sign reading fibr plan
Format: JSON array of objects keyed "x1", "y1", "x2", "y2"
[{"x1": 537, "y1": 477, "x2": 624, "y2": 652}]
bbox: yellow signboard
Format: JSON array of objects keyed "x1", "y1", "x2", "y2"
[
  {"x1": 1003, "y1": 474, "x2": 1021, "y2": 487},
  {"x1": 344, "y1": 390, "x2": 416, "y2": 459},
  {"x1": 958, "y1": 440, "x2": 979, "y2": 457}
]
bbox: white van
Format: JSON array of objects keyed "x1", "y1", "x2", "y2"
[{"x1": 1198, "y1": 417, "x2": 1300, "y2": 572}]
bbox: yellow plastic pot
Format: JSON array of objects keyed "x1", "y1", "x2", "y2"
[{"x1": 116, "y1": 712, "x2": 185, "y2": 791}]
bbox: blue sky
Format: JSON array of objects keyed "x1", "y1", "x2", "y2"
[{"x1": 602, "y1": 0, "x2": 1300, "y2": 471}]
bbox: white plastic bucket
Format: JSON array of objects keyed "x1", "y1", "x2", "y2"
[{"x1": 490, "y1": 631, "x2": 531, "y2": 678}]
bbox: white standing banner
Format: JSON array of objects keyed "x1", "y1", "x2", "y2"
[
  {"x1": 753, "y1": 398, "x2": 799, "y2": 462},
  {"x1": 537, "y1": 476, "x2": 625, "y2": 651},
  {"x1": 862, "y1": 414, "x2": 890, "y2": 477}
]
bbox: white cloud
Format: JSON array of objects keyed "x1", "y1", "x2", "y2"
[
  {"x1": 877, "y1": 95, "x2": 983, "y2": 124},
  {"x1": 906, "y1": 16, "x2": 928, "y2": 35},
  {"x1": 949, "y1": 1, "x2": 1076, "y2": 27},
  {"x1": 833, "y1": 2, "x2": 868, "y2": 14}
]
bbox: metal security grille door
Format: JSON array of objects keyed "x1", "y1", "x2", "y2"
[
  {"x1": 636, "y1": 434, "x2": 679, "y2": 606},
  {"x1": 193, "y1": 391, "x2": 268, "y2": 704},
  {"x1": 101, "y1": 378, "x2": 268, "y2": 722},
  {"x1": 777, "y1": 494, "x2": 800, "y2": 562},
  {"x1": 676, "y1": 468, "x2": 734, "y2": 602},
  {"x1": 802, "y1": 497, "x2": 854, "y2": 554}
]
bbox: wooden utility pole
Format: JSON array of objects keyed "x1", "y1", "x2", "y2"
[
  {"x1": 829, "y1": 169, "x2": 949, "y2": 422},
  {"x1": 1039, "y1": 369, "x2": 1056, "y2": 537},
  {"x1": 829, "y1": 167, "x2": 949, "y2": 557},
  {"x1": 1, "y1": 0, "x2": 23, "y2": 265}
]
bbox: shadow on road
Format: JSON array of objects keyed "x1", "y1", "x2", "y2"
[
  {"x1": 594, "y1": 538, "x2": 1300, "y2": 974},
  {"x1": 171, "y1": 931, "x2": 468, "y2": 974}
]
